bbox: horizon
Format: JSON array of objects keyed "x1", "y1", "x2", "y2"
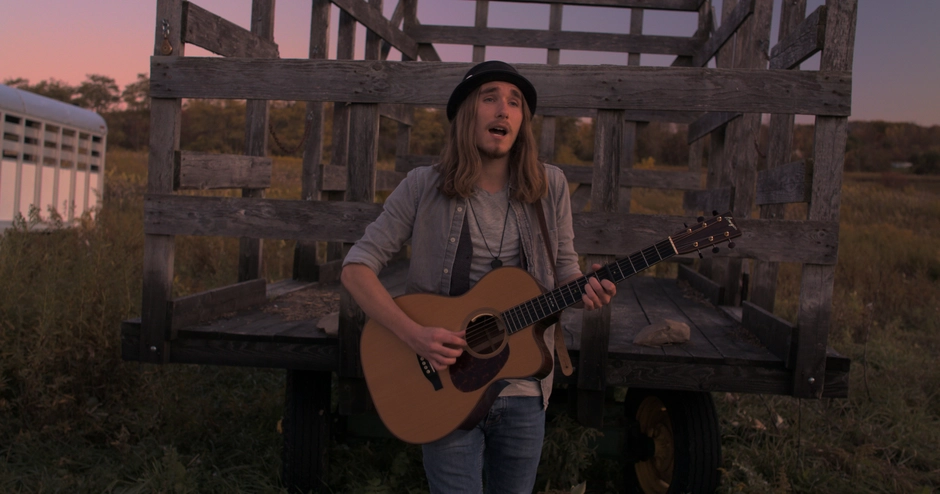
[{"x1": 2, "y1": 0, "x2": 938, "y2": 126}]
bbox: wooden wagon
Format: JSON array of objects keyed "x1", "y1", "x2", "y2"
[{"x1": 122, "y1": 0, "x2": 858, "y2": 492}]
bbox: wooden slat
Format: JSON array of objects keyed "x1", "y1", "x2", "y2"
[
  {"x1": 572, "y1": 214, "x2": 838, "y2": 264},
  {"x1": 750, "y1": 0, "x2": 808, "y2": 312},
  {"x1": 741, "y1": 301, "x2": 796, "y2": 369},
  {"x1": 175, "y1": 151, "x2": 272, "y2": 190},
  {"x1": 557, "y1": 164, "x2": 702, "y2": 190},
  {"x1": 408, "y1": 25, "x2": 700, "y2": 56},
  {"x1": 687, "y1": 111, "x2": 741, "y2": 144},
  {"x1": 579, "y1": 109, "x2": 622, "y2": 427},
  {"x1": 678, "y1": 264, "x2": 724, "y2": 306},
  {"x1": 144, "y1": 194, "x2": 383, "y2": 242},
  {"x1": 150, "y1": 59, "x2": 853, "y2": 116},
  {"x1": 756, "y1": 159, "x2": 811, "y2": 205},
  {"x1": 170, "y1": 279, "x2": 267, "y2": 330},
  {"x1": 692, "y1": 0, "x2": 754, "y2": 67},
  {"x1": 331, "y1": 0, "x2": 419, "y2": 59},
  {"x1": 540, "y1": 107, "x2": 702, "y2": 123},
  {"x1": 793, "y1": 0, "x2": 857, "y2": 399},
  {"x1": 682, "y1": 186, "x2": 733, "y2": 213},
  {"x1": 490, "y1": 0, "x2": 706, "y2": 11},
  {"x1": 770, "y1": 6, "x2": 827, "y2": 70},
  {"x1": 181, "y1": 1, "x2": 279, "y2": 58}
]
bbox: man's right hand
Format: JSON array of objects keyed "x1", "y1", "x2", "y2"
[{"x1": 403, "y1": 326, "x2": 467, "y2": 371}]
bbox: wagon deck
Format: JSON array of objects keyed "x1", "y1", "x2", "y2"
[{"x1": 122, "y1": 259, "x2": 849, "y2": 398}]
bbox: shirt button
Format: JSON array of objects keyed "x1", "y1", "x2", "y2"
[
  {"x1": 443, "y1": 268, "x2": 449, "y2": 274},
  {"x1": 449, "y1": 237, "x2": 456, "y2": 243},
  {"x1": 457, "y1": 207, "x2": 463, "y2": 212}
]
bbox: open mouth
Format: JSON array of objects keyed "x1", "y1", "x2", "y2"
[{"x1": 489, "y1": 126, "x2": 508, "y2": 137}]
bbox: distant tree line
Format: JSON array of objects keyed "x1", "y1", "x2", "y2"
[{"x1": 5, "y1": 75, "x2": 938, "y2": 174}]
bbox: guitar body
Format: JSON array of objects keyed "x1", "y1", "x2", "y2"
[{"x1": 360, "y1": 267, "x2": 554, "y2": 444}]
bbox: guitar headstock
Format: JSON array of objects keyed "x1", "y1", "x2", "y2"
[{"x1": 670, "y1": 212, "x2": 742, "y2": 256}]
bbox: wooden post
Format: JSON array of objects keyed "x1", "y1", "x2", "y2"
[
  {"x1": 282, "y1": 3, "x2": 333, "y2": 490},
  {"x1": 793, "y1": 0, "x2": 857, "y2": 399},
  {"x1": 293, "y1": 0, "x2": 330, "y2": 281},
  {"x1": 472, "y1": 1, "x2": 488, "y2": 63},
  {"x1": 750, "y1": 0, "x2": 807, "y2": 311},
  {"x1": 618, "y1": 7, "x2": 643, "y2": 212},
  {"x1": 337, "y1": 103, "x2": 379, "y2": 415},
  {"x1": 538, "y1": 3, "x2": 561, "y2": 164},
  {"x1": 239, "y1": 0, "x2": 275, "y2": 282},
  {"x1": 141, "y1": 0, "x2": 184, "y2": 362},
  {"x1": 578, "y1": 109, "x2": 621, "y2": 428}
]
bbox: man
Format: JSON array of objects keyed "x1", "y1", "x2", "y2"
[{"x1": 341, "y1": 60, "x2": 616, "y2": 493}]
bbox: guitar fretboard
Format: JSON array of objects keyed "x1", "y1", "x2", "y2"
[{"x1": 502, "y1": 238, "x2": 676, "y2": 334}]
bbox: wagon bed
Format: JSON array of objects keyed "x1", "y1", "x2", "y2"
[{"x1": 122, "y1": 259, "x2": 849, "y2": 399}]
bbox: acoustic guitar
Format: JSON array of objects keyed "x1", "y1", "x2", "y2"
[{"x1": 360, "y1": 212, "x2": 742, "y2": 444}]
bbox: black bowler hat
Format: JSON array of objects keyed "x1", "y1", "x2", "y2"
[{"x1": 446, "y1": 60, "x2": 537, "y2": 121}]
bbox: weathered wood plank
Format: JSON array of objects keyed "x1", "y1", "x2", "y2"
[
  {"x1": 753, "y1": 0, "x2": 806, "y2": 307},
  {"x1": 143, "y1": 197, "x2": 839, "y2": 264},
  {"x1": 687, "y1": 111, "x2": 741, "y2": 144},
  {"x1": 490, "y1": 0, "x2": 705, "y2": 11},
  {"x1": 741, "y1": 301, "x2": 795, "y2": 368},
  {"x1": 693, "y1": 0, "x2": 754, "y2": 67},
  {"x1": 409, "y1": 25, "x2": 700, "y2": 56},
  {"x1": 181, "y1": 1, "x2": 279, "y2": 58},
  {"x1": 579, "y1": 109, "x2": 621, "y2": 427},
  {"x1": 678, "y1": 263, "x2": 724, "y2": 306},
  {"x1": 144, "y1": 194, "x2": 383, "y2": 242},
  {"x1": 175, "y1": 151, "x2": 272, "y2": 190},
  {"x1": 170, "y1": 279, "x2": 267, "y2": 330},
  {"x1": 631, "y1": 278, "x2": 719, "y2": 361},
  {"x1": 150, "y1": 59, "x2": 853, "y2": 116},
  {"x1": 769, "y1": 5, "x2": 826, "y2": 70},
  {"x1": 756, "y1": 159, "x2": 811, "y2": 205},
  {"x1": 682, "y1": 186, "x2": 733, "y2": 213},
  {"x1": 793, "y1": 0, "x2": 857, "y2": 399},
  {"x1": 557, "y1": 164, "x2": 702, "y2": 190},
  {"x1": 332, "y1": 0, "x2": 419, "y2": 60},
  {"x1": 572, "y1": 214, "x2": 838, "y2": 264}
]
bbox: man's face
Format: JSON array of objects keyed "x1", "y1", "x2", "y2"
[{"x1": 473, "y1": 81, "x2": 524, "y2": 161}]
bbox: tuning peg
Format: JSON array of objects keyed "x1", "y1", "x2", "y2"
[
  {"x1": 712, "y1": 246, "x2": 720, "y2": 254},
  {"x1": 728, "y1": 241, "x2": 736, "y2": 249},
  {"x1": 712, "y1": 210, "x2": 719, "y2": 216},
  {"x1": 697, "y1": 216, "x2": 704, "y2": 222}
]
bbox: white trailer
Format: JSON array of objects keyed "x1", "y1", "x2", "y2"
[{"x1": 0, "y1": 84, "x2": 107, "y2": 230}]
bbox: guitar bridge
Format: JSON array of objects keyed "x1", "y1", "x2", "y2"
[{"x1": 417, "y1": 355, "x2": 443, "y2": 391}]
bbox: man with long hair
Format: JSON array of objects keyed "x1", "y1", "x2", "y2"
[{"x1": 341, "y1": 60, "x2": 616, "y2": 493}]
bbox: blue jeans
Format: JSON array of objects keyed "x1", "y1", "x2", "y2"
[{"x1": 422, "y1": 395, "x2": 546, "y2": 494}]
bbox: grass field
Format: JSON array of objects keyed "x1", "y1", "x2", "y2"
[{"x1": 0, "y1": 150, "x2": 937, "y2": 493}]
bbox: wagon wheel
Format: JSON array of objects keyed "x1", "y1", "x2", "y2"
[{"x1": 623, "y1": 388, "x2": 722, "y2": 493}]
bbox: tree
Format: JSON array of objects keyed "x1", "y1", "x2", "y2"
[
  {"x1": 75, "y1": 74, "x2": 120, "y2": 113},
  {"x1": 3, "y1": 77, "x2": 77, "y2": 104},
  {"x1": 121, "y1": 73, "x2": 151, "y2": 112}
]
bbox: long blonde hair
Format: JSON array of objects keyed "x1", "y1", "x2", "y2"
[{"x1": 436, "y1": 87, "x2": 546, "y2": 204}]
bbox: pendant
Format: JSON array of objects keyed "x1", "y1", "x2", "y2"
[{"x1": 491, "y1": 258, "x2": 503, "y2": 269}]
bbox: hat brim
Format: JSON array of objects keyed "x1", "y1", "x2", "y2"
[{"x1": 446, "y1": 70, "x2": 537, "y2": 121}]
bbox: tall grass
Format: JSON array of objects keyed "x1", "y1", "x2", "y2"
[{"x1": 1, "y1": 151, "x2": 938, "y2": 492}]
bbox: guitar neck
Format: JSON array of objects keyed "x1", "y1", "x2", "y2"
[{"x1": 503, "y1": 237, "x2": 677, "y2": 334}]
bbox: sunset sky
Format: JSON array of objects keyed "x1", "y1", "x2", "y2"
[{"x1": 2, "y1": 0, "x2": 937, "y2": 125}]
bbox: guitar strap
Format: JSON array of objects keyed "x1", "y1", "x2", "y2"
[{"x1": 535, "y1": 203, "x2": 574, "y2": 377}]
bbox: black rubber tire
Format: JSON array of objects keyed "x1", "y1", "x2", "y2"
[{"x1": 622, "y1": 388, "x2": 722, "y2": 494}]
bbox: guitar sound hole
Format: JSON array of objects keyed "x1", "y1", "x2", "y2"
[{"x1": 466, "y1": 313, "x2": 505, "y2": 355}]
